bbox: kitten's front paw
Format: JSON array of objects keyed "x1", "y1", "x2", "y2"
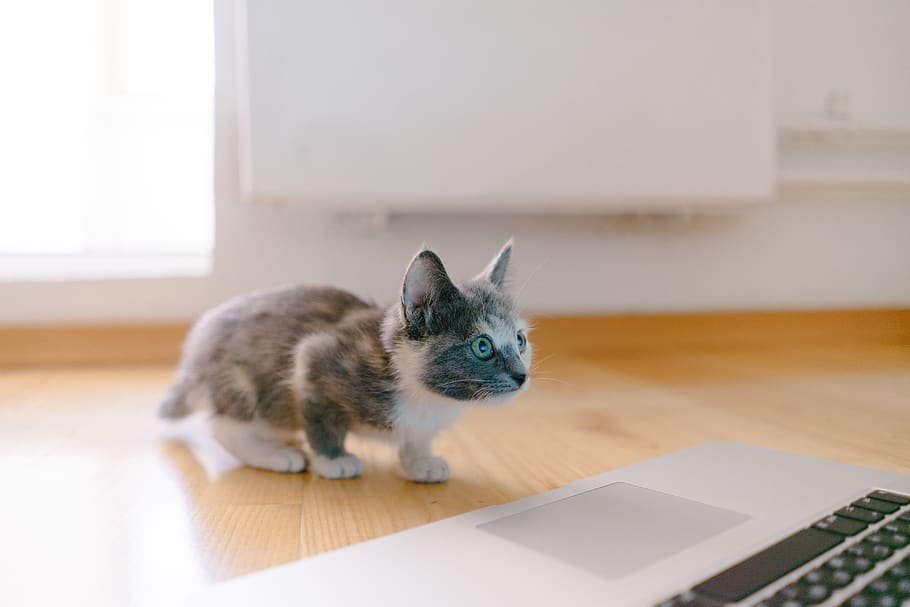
[
  {"x1": 276, "y1": 447, "x2": 308, "y2": 473},
  {"x1": 401, "y1": 456, "x2": 450, "y2": 483},
  {"x1": 256, "y1": 446, "x2": 307, "y2": 473},
  {"x1": 311, "y1": 453, "x2": 363, "y2": 479}
]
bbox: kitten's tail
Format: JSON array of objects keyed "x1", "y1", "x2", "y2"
[{"x1": 158, "y1": 380, "x2": 195, "y2": 419}]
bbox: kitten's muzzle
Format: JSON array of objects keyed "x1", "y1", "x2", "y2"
[{"x1": 511, "y1": 373, "x2": 527, "y2": 388}]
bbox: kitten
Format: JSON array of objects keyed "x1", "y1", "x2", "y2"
[{"x1": 159, "y1": 240, "x2": 531, "y2": 483}]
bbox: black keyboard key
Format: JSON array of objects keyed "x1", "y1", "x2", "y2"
[
  {"x1": 847, "y1": 591, "x2": 901, "y2": 607},
  {"x1": 693, "y1": 528, "x2": 843, "y2": 602},
  {"x1": 656, "y1": 591, "x2": 721, "y2": 607},
  {"x1": 867, "y1": 578, "x2": 895, "y2": 595},
  {"x1": 837, "y1": 506, "x2": 885, "y2": 524},
  {"x1": 868, "y1": 531, "x2": 909, "y2": 549},
  {"x1": 814, "y1": 515, "x2": 868, "y2": 536},
  {"x1": 851, "y1": 557, "x2": 876, "y2": 574},
  {"x1": 802, "y1": 584, "x2": 831, "y2": 604},
  {"x1": 860, "y1": 581, "x2": 904, "y2": 607},
  {"x1": 845, "y1": 595, "x2": 872, "y2": 607},
  {"x1": 887, "y1": 533, "x2": 909, "y2": 548},
  {"x1": 777, "y1": 581, "x2": 831, "y2": 604},
  {"x1": 885, "y1": 563, "x2": 910, "y2": 580},
  {"x1": 848, "y1": 541, "x2": 893, "y2": 561},
  {"x1": 753, "y1": 598, "x2": 788, "y2": 607},
  {"x1": 872, "y1": 544, "x2": 894, "y2": 561},
  {"x1": 804, "y1": 566, "x2": 853, "y2": 588},
  {"x1": 833, "y1": 555, "x2": 875, "y2": 574},
  {"x1": 896, "y1": 579, "x2": 910, "y2": 596},
  {"x1": 778, "y1": 584, "x2": 801, "y2": 600},
  {"x1": 860, "y1": 593, "x2": 902, "y2": 607},
  {"x1": 885, "y1": 520, "x2": 910, "y2": 535},
  {"x1": 832, "y1": 569, "x2": 855, "y2": 587},
  {"x1": 868, "y1": 490, "x2": 910, "y2": 506},
  {"x1": 853, "y1": 497, "x2": 900, "y2": 515}
]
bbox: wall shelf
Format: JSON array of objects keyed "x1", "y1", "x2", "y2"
[
  {"x1": 777, "y1": 123, "x2": 910, "y2": 195},
  {"x1": 780, "y1": 124, "x2": 910, "y2": 145}
]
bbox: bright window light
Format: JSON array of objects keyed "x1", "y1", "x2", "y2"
[{"x1": 0, "y1": 0, "x2": 214, "y2": 276}]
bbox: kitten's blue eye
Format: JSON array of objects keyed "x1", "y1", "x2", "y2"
[
  {"x1": 517, "y1": 331, "x2": 527, "y2": 349},
  {"x1": 471, "y1": 336, "x2": 494, "y2": 360}
]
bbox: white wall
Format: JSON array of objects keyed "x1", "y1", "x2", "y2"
[
  {"x1": 1, "y1": 0, "x2": 908, "y2": 324},
  {"x1": 777, "y1": 0, "x2": 910, "y2": 126}
]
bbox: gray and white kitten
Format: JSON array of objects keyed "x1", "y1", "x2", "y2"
[{"x1": 159, "y1": 240, "x2": 531, "y2": 483}]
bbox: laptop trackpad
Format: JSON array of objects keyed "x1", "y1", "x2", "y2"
[{"x1": 478, "y1": 482, "x2": 750, "y2": 579}]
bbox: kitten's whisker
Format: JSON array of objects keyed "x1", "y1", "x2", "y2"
[
  {"x1": 435, "y1": 378, "x2": 497, "y2": 388},
  {"x1": 530, "y1": 354, "x2": 557, "y2": 370},
  {"x1": 534, "y1": 353, "x2": 556, "y2": 363},
  {"x1": 531, "y1": 376, "x2": 575, "y2": 387},
  {"x1": 515, "y1": 261, "x2": 545, "y2": 299}
]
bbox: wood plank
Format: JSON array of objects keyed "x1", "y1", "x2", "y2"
[
  {"x1": 531, "y1": 308, "x2": 910, "y2": 355},
  {"x1": 0, "y1": 323, "x2": 188, "y2": 366},
  {"x1": 1, "y1": 309, "x2": 908, "y2": 367}
]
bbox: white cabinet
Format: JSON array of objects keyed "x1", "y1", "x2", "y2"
[{"x1": 238, "y1": 1, "x2": 775, "y2": 210}]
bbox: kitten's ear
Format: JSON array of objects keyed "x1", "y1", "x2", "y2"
[
  {"x1": 475, "y1": 238, "x2": 513, "y2": 289},
  {"x1": 401, "y1": 249, "x2": 461, "y2": 335}
]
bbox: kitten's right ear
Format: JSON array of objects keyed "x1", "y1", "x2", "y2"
[
  {"x1": 401, "y1": 250, "x2": 461, "y2": 337},
  {"x1": 475, "y1": 238, "x2": 513, "y2": 289}
]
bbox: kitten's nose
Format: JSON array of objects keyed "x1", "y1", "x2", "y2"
[{"x1": 511, "y1": 373, "x2": 527, "y2": 387}]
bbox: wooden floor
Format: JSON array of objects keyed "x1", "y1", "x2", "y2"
[{"x1": 1, "y1": 344, "x2": 909, "y2": 606}]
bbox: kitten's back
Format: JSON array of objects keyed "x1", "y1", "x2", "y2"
[{"x1": 159, "y1": 285, "x2": 377, "y2": 419}]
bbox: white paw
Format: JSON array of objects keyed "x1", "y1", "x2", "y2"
[
  {"x1": 401, "y1": 456, "x2": 450, "y2": 483},
  {"x1": 257, "y1": 446, "x2": 307, "y2": 473},
  {"x1": 311, "y1": 453, "x2": 363, "y2": 479}
]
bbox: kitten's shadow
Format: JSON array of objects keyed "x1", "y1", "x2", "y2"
[{"x1": 156, "y1": 424, "x2": 506, "y2": 580}]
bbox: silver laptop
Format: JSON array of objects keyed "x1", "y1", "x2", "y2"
[{"x1": 186, "y1": 442, "x2": 910, "y2": 606}]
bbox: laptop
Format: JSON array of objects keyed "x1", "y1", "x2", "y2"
[{"x1": 185, "y1": 442, "x2": 910, "y2": 606}]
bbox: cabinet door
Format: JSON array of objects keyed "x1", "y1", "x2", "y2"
[{"x1": 239, "y1": 0, "x2": 775, "y2": 210}]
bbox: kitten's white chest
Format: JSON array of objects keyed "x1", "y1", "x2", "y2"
[
  {"x1": 392, "y1": 393, "x2": 463, "y2": 442},
  {"x1": 348, "y1": 385, "x2": 462, "y2": 445},
  {"x1": 349, "y1": 394, "x2": 461, "y2": 446}
]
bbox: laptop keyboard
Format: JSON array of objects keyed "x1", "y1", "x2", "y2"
[{"x1": 655, "y1": 490, "x2": 910, "y2": 607}]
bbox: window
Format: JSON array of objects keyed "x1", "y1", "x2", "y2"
[{"x1": 0, "y1": 0, "x2": 214, "y2": 280}]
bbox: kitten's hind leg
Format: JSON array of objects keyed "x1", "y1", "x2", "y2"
[
  {"x1": 210, "y1": 416, "x2": 307, "y2": 473},
  {"x1": 302, "y1": 403, "x2": 362, "y2": 480}
]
